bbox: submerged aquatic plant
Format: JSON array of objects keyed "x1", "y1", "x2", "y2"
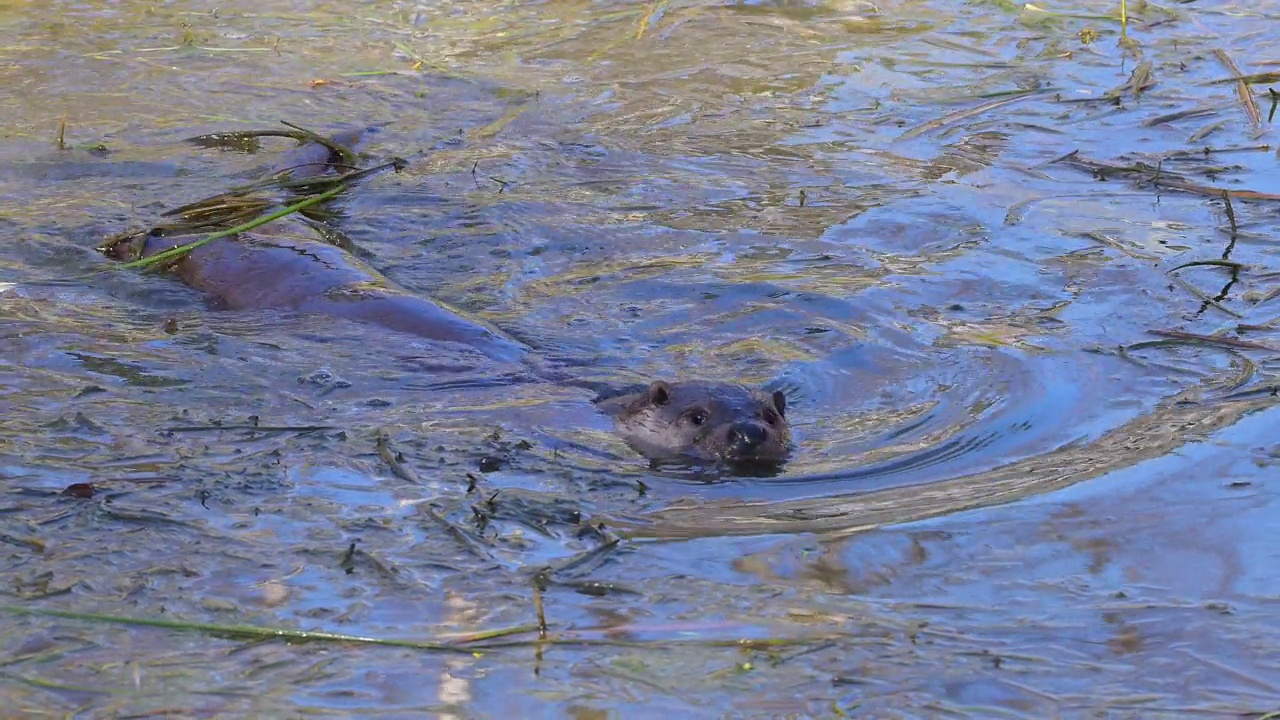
[
  {"x1": 99, "y1": 125, "x2": 405, "y2": 272},
  {"x1": 114, "y1": 183, "x2": 348, "y2": 271}
]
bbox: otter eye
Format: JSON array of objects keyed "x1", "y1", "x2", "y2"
[
  {"x1": 688, "y1": 410, "x2": 708, "y2": 426},
  {"x1": 763, "y1": 409, "x2": 780, "y2": 426}
]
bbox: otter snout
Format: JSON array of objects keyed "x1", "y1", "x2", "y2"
[
  {"x1": 725, "y1": 421, "x2": 773, "y2": 458},
  {"x1": 727, "y1": 417, "x2": 783, "y2": 461}
]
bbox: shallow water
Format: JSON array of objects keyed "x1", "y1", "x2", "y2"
[{"x1": 4, "y1": 0, "x2": 1280, "y2": 716}]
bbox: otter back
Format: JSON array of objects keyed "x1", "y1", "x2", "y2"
[{"x1": 111, "y1": 128, "x2": 527, "y2": 363}]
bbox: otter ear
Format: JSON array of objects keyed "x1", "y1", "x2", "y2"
[
  {"x1": 771, "y1": 390, "x2": 787, "y2": 418},
  {"x1": 647, "y1": 381, "x2": 672, "y2": 406}
]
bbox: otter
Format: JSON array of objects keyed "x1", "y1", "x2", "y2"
[
  {"x1": 596, "y1": 380, "x2": 791, "y2": 468},
  {"x1": 102, "y1": 127, "x2": 793, "y2": 470}
]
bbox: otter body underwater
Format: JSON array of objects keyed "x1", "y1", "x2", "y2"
[{"x1": 103, "y1": 127, "x2": 792, "y2": 470}]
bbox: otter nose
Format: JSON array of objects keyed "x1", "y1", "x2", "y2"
[{"x1": 727, "y1": 421, "x2": 769, "y2": 451}]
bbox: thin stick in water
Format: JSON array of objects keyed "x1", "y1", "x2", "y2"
[
  {"x1": 116, "y1": 184, "x2": 346, "y2": 271},
  {"x1": 1213, "y1": 48, "x2": 1262, "y2": 130}
]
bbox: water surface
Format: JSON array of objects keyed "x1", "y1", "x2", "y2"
[{"x1": 3, "y1": 0, "x2": 1280, "y2": 716}]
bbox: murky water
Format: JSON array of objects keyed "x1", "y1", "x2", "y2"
[{"x1": 4, "y1": 0, "x2": 1280, "y2": 716}]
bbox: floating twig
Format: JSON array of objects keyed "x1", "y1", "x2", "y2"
[
  {"x1": 416, "y1": 503, "x2": 493, "y2": 560},
  {"x1": 635, "y1": 0, "x2": 668, "y2": 40},
  {"x1": 115, "y1": 184, "x2": 347, "y2": 271},
  {"x1": 1168, "y1": 259, "x2": 1244, "y2": 273},
  {"x1": 0, "y1": 604, "x2": 478, "y2": 654},
  {"x1": 1147, "y1": 329, "x2": 1274, "y2": 352},
  {"x1": 1222, "y1": 190, "x2": 1238, "y2": 234},
  {"x1": 168, "y1": 158, "x2": 403, "y2": 218},
  {"x1": 1213, "y1": 49, "x2": 1262, "y2": 130},
  {"x1": 1188, "y1": 121, "x2": 1225, "y2": 143},
  {"x1": 187, "y1": 128, "x2": 337, "y2": 149},
  {"x1": 1005, "y1": 192, "x2": 1153, "y2": 228},
  {"x1": 1105, "y1": 60, "x2": 1154, "y2": 99},
  {"x1": 470, "y1": 633, "x2": 867, "y2": 651},
  {"x1": 1114, "y1": 340, "x2": 1222, "y2": 376},
  {"x1": 444, "y1": 624, "x2": 542, "y2": 644},
  {"x1": 1168, "y1": 273, "x2": 1242, "y2": 318},
  {"x1": 1052, "y1": 151, "x2": 1280, "y2": 202},
  {"x1": 532, "y1": 572, "x2": 549, "y2": 638},
  {"x1": 106, "y1": 160, "x2": 403, "y2": 269},
  {"x1": 548, "y1": 538, "x2": 622, "y2": 579},
  {"x1": 162, "y1": 424, "x2": 335, "y2": 433},
  {"x1": 279, "y1": 120, "x2": 359, "y2": 167},
  {"x1": 1161, "y1": 144, "x2": 1272, "y2": 159},
  {"x1": 898, "y1": 89, "x2": 1050, "y2": 141},
  {"x1": 376, "y1": 432, "x2": 420, "y2": 484},
  {"x1": 1201, "y1": 71, "x2": 1280, "y2": 87},
  {"x1": 1141, "y1": 105, "x2": 1217, "y2": 127}
]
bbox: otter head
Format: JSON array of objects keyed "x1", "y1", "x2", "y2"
[{"x1": 609, "y1": 380, "x2": 791, "y2": 469}]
